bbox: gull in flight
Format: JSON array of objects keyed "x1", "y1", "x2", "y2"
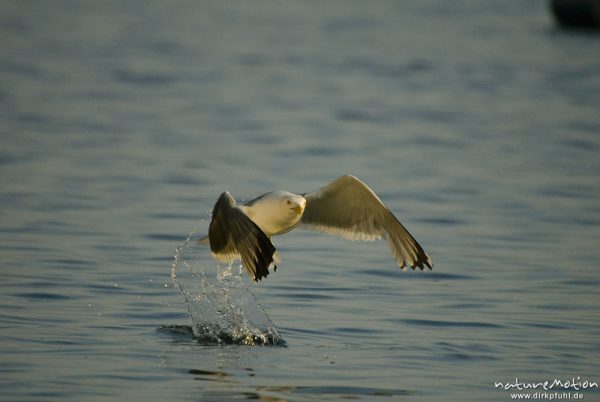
[{"x1": 199, "y1": 175, "x2": 432, "y2": 282}]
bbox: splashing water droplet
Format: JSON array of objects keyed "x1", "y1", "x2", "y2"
[{"x1": 171, "y1": 227, "x2": 284, "y2": 346}]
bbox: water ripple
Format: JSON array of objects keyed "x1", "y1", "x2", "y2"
[{"x1": 400, "y1": 319, "x2": 504, "y2": 329}]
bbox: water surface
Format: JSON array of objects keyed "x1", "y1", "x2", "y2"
[{"x1": 1, "y1": 1, "x2": 599, "y2": 401}]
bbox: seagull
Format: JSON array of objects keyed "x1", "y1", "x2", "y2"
[{"x1": 198, "y1": 175, "x2": 432, "y2": 282}]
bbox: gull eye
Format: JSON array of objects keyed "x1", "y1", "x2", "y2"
[{"x1": 286, "y1": 200, "x2": 291, "y2": 205}]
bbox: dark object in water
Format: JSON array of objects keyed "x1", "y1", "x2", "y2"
[{"x1": 550, "y1": 0, "x2": 600, "y2": 29}]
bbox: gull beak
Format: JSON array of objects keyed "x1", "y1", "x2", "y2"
[{"x1": 291, "y1": 204, "x2": 304, "y2": 215}]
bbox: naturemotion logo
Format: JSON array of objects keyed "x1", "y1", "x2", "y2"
[{"x1": 494, "y1": 377, "x2": 598, "y2": 392}]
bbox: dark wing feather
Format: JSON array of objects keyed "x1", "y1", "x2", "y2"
[
  {"x1": 208, "y1": 192, "x2": 277, "y2": 281},
  {"x1": 300, "y1": 175, "x2": 432, "y2": 270}
]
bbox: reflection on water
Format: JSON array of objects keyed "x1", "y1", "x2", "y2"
[
  {"x1": 171, "y1": 229, "x2": 284, "y2": 346},
  {"x1": 199, "y1": 385, "x2": 417, "y2": 401},
  {"x1": 183, "y1": 367, "x2": 417, "y2": 401}
]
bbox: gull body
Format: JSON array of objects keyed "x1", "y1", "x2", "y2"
[{"x1": 200, "y1": 175, "x2": 432, "y2": 282}]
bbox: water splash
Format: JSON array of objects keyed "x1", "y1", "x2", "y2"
[{"x1": 171, "y1": 227, "x2": 284, "y2": 346}]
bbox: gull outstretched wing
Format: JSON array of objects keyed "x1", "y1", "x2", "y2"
[
  {"x1": 208, "y1": 192, "x2": 277, "y2": 281},
  {"x1": 300, "y1": 175, "x2": 432, "y2": 270}
]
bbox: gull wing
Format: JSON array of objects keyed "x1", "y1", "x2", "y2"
[
  {"x1": 208, "y1": 192, "x2": 277, "y2": 281},
  {"x1": 300, "y1": 175, "x2": 432, "y2": 270}
]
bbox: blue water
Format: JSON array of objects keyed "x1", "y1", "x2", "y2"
[{"x1": 1, "y1": 1, "x2": 600, "y2": 401}]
